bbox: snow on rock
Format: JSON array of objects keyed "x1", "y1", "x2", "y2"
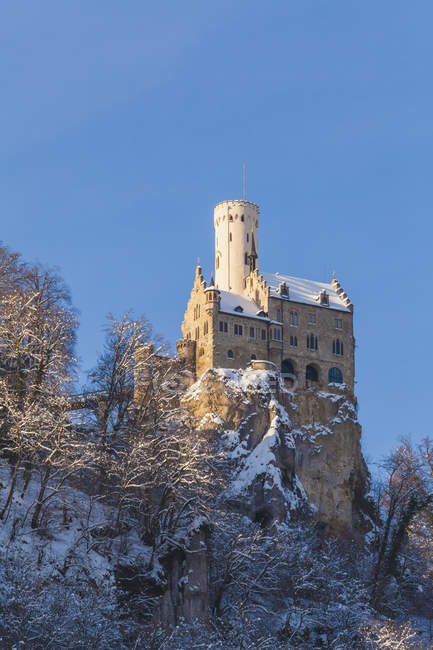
[{"x1": 182, "y1": 366, "x2": 370, "y2": 535}]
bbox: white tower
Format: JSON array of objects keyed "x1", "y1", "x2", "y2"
[{"x1": 214, "y1": 200, "x2": 259, "y2": 294}]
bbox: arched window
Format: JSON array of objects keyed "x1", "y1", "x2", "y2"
[
  {"x1": 281, "y1": 359, "x2": 294, "y2": 375},
  {"x1": 216, "y1": 256, "x2": 219, "y2": 269},
  {"x1": 328, "y1": 367, "x2": 343, "y2": 384},
  {"x1": 306, "y1": 364, "x2": 318, "y2": 382},
  {"x1": 204, "y1": 321, "x2": 208, "y2": 335},
  {"x1": 307, "y1": 334, "x2": 318, "y2": 350},
  {"x1": 251, "y1": 353, "x2": 257, "y2": 360},
  {"x1": 229, "y1": 233, "x2": 232, "y2": 241},
  {"x1": 241, "y1": 215, "x2": 244, "y2": 222},
  {"x1": 244, "y1": 252, "x2": 248, "y2": 265},
  {"x1": 247, "y1": 233, "x2": 249, "y2": 242},
  {"x1": 227, "y1": 349, "x2": 233, "y2": 359},
  {"x1": 289, "y1": 311, "x2": 298, "y2": 327}
]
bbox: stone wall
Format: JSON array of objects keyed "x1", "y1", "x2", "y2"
[{"x1": 178, "y1": 263, "x2": 355, "y2": 390}]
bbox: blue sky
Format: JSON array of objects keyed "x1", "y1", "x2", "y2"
[{"x1": 1, "y1": 1, "x2": 432, "y2": 462}]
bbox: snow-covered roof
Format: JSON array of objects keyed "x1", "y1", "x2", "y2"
[
  {"x1": 219, "y1": 290, "x2": 269, "y2": 320},
  {"x1": 262, "y1": 272, "x2": 351, "y2": 312}
]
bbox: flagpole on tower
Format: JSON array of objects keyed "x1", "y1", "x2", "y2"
[{"x1": 243, "y1": 161, "x2": 246, "y2": 201}]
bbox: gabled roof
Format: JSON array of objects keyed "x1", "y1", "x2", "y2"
[{"x1": 262, "y1": 272, "x2": 351, "y2": 312}]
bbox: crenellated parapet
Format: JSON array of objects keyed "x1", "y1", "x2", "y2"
[{"x1": 176, "y1": 338, "x2": 196, "y2": 375}]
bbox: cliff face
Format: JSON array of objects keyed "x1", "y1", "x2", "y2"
[{"x1": 182, "y1": 367, "x2": 369, "y2": 535}]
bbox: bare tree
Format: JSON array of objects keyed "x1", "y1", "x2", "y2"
[
  {"x1": 371, "y1": 439, "x2": 433, "y2": 613},
  {"x1": 86, "y1": 312, "x2": 157, "y2": 444},
  {"x1": 0, "y1": 263, "x2": 78, "y2": 524}
]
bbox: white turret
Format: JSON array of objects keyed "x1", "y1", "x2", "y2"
[{"x1": 214, "y1": 200, "x2": 259, "y2": 293}]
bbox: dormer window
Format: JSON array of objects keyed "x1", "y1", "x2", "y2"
[
  {"x1": 234, "y1": 305, "x2": 243, "y2": 313},
  {"x1": 278, "y1": 282, "x2": 289, "y2": 297},
  {"x1": 317, "y1": 289, "x2": 329, "y2": 306}
]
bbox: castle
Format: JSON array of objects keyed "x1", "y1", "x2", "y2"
[{"x1": 177, "y1": 200, "x2": 355, "y2": 391}]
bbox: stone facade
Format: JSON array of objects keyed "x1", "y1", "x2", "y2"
[{"x1": 178, "y1": 199, "x2": 355, "y2": 392}]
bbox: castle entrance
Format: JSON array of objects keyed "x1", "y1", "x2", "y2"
[
  {"x1": 306, "y1": 364, "x2": 319, "y2": 388},
  {"x1": 281, "y1": 359, "x2": 296, "y2": 388}
]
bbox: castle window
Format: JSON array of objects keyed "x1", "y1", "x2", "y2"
[
  {"x1": 195, "y1": 326, "x2": 200, "y2": 340},
  {"x1": 308, "y1": 312, "x2": 316, "y2": 324},
  {"x1": 289, "y1": 311, "x2": 298, "y2": 327},
  {"x1": 204, "y1": 321, "x2": 208, "y2": 335},
  {"x1": 234, "y1": 305, "x2": 244, "y2": 313},
  {"x1": 199, "y1": 347, "x2": 204, "y2": 357},
  {"x1": 333, "y1": 339, "x2": 344, "y2": 356},
  {"x1": 219, "y1": 321, "x2": 228, "y2": 333},
  {"x1": 334, "y1": 318, "x2": 342, "y2": 329},
  {"x1": 282, "y1": 359, "x2": 295, "y2": 376},
  {"x1": 249, "y1": 327, "x2": 255, "y2": 338},
  {"x1": 229, "y1": 233, "x2": 232, "y2": 241},
  {"x1": 229, "y1": 215, "x2": 233, "y2": 221},
  {"x1": 273, "y1": 328, "x2": 281, "y2": 341},
  {"x1": 234, "y1": 324, "x2": 243, "y2": 336},
  {"x1": 244, "y1": 253, "x2": 248, "y2": 265},
  {"x1": 328, "y1": 367, "x2": 343, "y2": 384},
  {"x1": 246, "y1": 233, "x2": 249, "y2": 242},
  {"x1": 307, "y1": 334, "x2": 318, "y2": 350},
  {"x1": 276, "y1": 308, "x2": 281, "y2": 321},
  {"x1": 290, "y1": 335, "x2": 297, "y2": 347},
  {"x1": 227, "y1": 349, "x2": 233, "y2": 359},
  {"x1": 306, "y1": 364, "x2": 319, "y2": 382},
  {"x1": 261, "y1": 329, "x2": 266, "y2": 340},
  {"x1": 216, "y1": 257, "x2": 220, "y2": 269},
  {"x1": 251, "y1": 353, "x2": 257, "y2": 360},
  {"x1": 241, "y1": 215, "x2": 244, "y2": 222}
]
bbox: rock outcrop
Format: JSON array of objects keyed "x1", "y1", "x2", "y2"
[{"x1": 182, "y1": 367, "x2": 370, "y2": 535}]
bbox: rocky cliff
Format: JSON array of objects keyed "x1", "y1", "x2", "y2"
[{"x1": 182, "y1": 367, "x2": 370, "y2": 535}]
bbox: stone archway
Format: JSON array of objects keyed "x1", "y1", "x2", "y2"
[
  {"x1": 281, "y1": 359, "x2": 297, "y2": 388},
  {"x1": 306, "y1": 363, "x2": 319, "y2": 387}
]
